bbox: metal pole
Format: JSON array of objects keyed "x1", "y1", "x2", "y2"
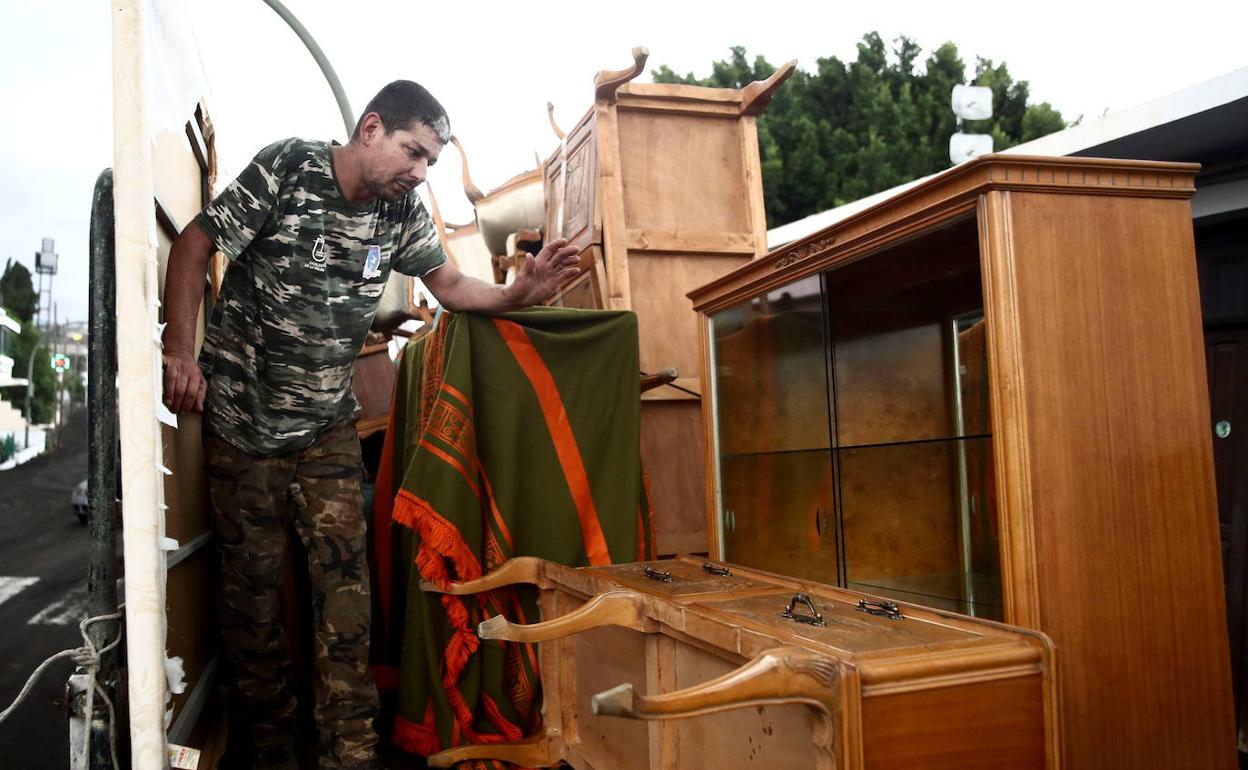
[
  {"x1": 259, "y1": 0, "x2": 354, "y2": 137},
  {"x1": 23, "y1": 336, "x2": 33, "y2": 447},
  {"x1": 53, "y1": 302, "x2": 59, "y2": 444},
  {"x1": 86, "y1": 169, "x2": 120, "y2": 770}
]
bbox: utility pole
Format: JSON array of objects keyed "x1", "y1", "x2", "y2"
[
  {"x1": 26, "y1": 237, "x2": 58, "y2": 449},
  {"x1": 52, "y1": 302, "x2": 61, "y2": 445},
  {"x1": 23, "y1": 334, "x2": 33, "y2": 448}
]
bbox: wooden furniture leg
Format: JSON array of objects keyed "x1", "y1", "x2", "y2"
[
  {"x1": 592, "y1": 646, "x2": 840, "y2": 719},
  {"x1": 592, "y1": 647, "x2": 842, "y2": 768},
  {"x1": 426, "y1": 731, "x2": 564, "y2": 768},
  {"x1": 477, "y1": 589, "x2": 651, "y2": 642},
  {"x1": 419, "y1": 555, "x2": 549, "y2": 594}
]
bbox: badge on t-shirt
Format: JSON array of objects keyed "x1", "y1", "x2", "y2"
[
  {"x1": 308, "y1": 235, "x2": 327, "y2": 272},
  {"x1": 362, "y1": 245, "x2": 382, "y2": 279}
]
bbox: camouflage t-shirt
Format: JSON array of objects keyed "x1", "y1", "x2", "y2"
[{"x1": 195, "y1": 137, "x2": 447, "y2": 456}]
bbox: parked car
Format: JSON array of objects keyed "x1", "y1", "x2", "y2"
[{"x1": 71, "y1": 479, "x2": 88, "y2": 524}]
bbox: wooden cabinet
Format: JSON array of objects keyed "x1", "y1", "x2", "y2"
[
  {"x1": 690, "y1": 155, "x2": 1237, "y2": 767},
  {"x1": 542, "y1": 49, "x2": 793, "y2": 555},
  {"x1": 422, "y1": 556, "x2": 1057, "y2": 769}
]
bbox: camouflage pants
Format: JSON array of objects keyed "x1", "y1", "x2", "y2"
[{"x1": 205, "y1": 422, "x2": 378, "y2": 769}]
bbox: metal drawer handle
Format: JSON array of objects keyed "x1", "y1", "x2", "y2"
[
  {"x1": 642, "y1": 566, "x2": 673, "y2": 583},
  {"x1": 702, "y1": 562, "x2": 732, "y2": 577},
  {"x1": 856, "y1": 598, "x2": 903, "y2": 620},
  {"x1": 781, "y1": 593, "x2": 826, "y2": 627}
]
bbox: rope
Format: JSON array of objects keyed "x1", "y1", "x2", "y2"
[{"x1": 0, "y1": 608, "x2": 124, "y2": 770}]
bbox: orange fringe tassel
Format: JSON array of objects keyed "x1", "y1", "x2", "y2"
[
  {"x1": 393, "y1": 710, "x2": 441, "y2": 756},
  {"x1": 391, "y1": 489, "x2": 524, "y2": 750}
]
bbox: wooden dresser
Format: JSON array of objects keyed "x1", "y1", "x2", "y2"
[
  {"x1": 688, "y1": 154, "x2": 1237, "y2": 767},
  {"x1": 423, "y1": 556, "x2": 1057, "y2": 769}
]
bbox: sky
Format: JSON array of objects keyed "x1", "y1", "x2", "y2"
[{"x1": 1, "y1": 0, "x2": 1245, "y2": 323}]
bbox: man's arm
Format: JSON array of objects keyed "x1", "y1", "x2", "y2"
[
  {"x1": 421, "y1": 238, "x2": 581, "y2": 313},
  {"x1": 161, "y1": 221, "x2": 215, "y2": 413}
]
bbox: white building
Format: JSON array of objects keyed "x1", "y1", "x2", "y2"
[{"x1": 0, "y1": 306, "x2": 30, "y2": 445}]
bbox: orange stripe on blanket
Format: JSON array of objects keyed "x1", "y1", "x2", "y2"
[
  {"x1": 422, "y1": 426, "x2": 514, "y2": 555},
  {"x1": 441, "y1": 381, "x2": 475, "y2": 417},
  {"x1": 423, "y1": 386, "x2": 514, "y2": 554},
  {"x1": 419, "y1": 438, "x2": 481, "y2": 498},
  {"x1": 477, "y1": 468, "x2": 515, "y2": 553},
  {"x1": 492, "y1": 318, "x2": 611, "y2": 566}
]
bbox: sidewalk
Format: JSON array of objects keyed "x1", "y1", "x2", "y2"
[{"x1": 0, "y1": 425, "x2": 48, "y2": 470}]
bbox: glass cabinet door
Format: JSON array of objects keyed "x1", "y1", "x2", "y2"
[
  {"x1": 705, "y1": 218, "x2": 1002, "y2": 618},
  {"x1": 824, "y1": 220, "x2": 1001, "y2": 618},
  {"x1": 720, "y1": 450, "x2": 837, "y2": 580},
  {"x1": 709, "y1": 275, "x2": 839, "y2": 584}
]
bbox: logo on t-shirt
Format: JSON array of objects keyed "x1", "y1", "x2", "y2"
[
  {"x1": 362, "y1": 245, "x2": 382, "y2": 279},
  {"x1": 309, "y1": 235, "x2": 327, "y2": 272}
]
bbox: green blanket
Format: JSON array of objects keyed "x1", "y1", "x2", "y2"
[{"x1": 372, "y1": 308, "x2": 654, "y2": 761}]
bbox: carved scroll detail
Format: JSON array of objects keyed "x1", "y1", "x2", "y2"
[
  {"x1": 741, "y1": 60, "x2": 798, "y2": 116},
  {"x1": 784, "y1": 654, "x2": 839, "y2": 688},
  {"x1": 546, "y1": 101, "x2": 566, "y2": 140},
  {"x1": 594, "y1": 47, "x2": 650, "y2": 103},
  {"x1": 774, "y1": 234, "x2": 838, "y2": 269},
  {"x1": 449, "y1": 135, "x2": 485, "y2": 204}
]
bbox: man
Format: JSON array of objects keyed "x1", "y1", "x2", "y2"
[{"x1": 161, "y1": 80, "x2": 579, "y2": 770}]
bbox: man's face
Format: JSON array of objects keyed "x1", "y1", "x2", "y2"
[{"x1": 363, "y1": 120, "x2": 444, "y2": 201}]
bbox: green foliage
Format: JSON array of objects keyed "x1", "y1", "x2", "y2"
[
  {"x1": 654, "y1": 35, "x2": 1067, "y2": 226},
  {"x1": 0, "y1": 259, "x2": 38, "y2": 323},
  {"x1": 66, "y1": 371, "x2": 85, "y2": 405}
]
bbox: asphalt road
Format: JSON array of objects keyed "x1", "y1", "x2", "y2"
[{"x1": 0, "y1": 410, "x2": 93, "y2": 769}]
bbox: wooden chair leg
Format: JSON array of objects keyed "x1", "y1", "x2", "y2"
[
  {"x1": 426, "y1": 730, "x2": 563, "y2": 768},
  {"x1": 477, "y1": 589, "x2": 650, "y2": 642},
  {"x1": 591, "y1": 648, "x2": 842, "y2": 770},
  {"x1": 592, "y1": 646, "x2": 841, "y2": 720},
  {"x1": 420, "y1": 556, "x2": 549, "y2": 594}
]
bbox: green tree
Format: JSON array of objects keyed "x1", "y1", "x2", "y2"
[
  {"x1": 66, "y1": 371, "x2": 85, "y2": 405},
  {"x1": 655, "y1": 35, "x2": 1067, "y2": 226},
  {"x1": 0, "y1": 259, "x2": 38, "y2": 322},
  {"x1": 0, "y1": 260, "x2": 54, "y2": 423}
]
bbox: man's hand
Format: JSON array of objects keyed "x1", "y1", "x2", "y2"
[
  {"x1": 421, "y1": 237, "x2": 582, "y2": 314},
  {"x1": 162, "y1": 220, "x2": 214, "y2": 413},
  {"x1": 163, "y1": 352, "x2": 207, "y2": 413},
  {"x1": 505, "y1": 238, "x2": 582, "y2": 308}
]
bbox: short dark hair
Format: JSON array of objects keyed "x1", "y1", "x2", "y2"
[{"x1": 351, "y1": 80, "x2": 450, "y2": 143}]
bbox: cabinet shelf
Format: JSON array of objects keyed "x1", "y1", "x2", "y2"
[
  {"x1": 719, "y1": 432, "x2": 995, "y2": 460},
  {"x1": 848, "y1": 572, "x2": 1004, "y2": 620}
]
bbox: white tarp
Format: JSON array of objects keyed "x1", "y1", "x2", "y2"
[{"x1": 113, "y1": 1, "x2": 208, "y2": 767}]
